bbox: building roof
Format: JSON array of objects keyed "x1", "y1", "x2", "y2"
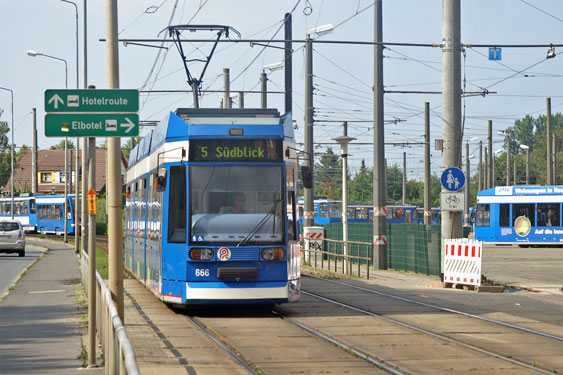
[{"x1": 5, "y1": 148, "x2": 117, "y2": 195}]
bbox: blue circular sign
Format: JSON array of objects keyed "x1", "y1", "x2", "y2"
[{"x1": 441, "y1": 167, "x2": 465, "y2": 192}]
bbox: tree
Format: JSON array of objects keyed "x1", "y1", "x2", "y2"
[
  {"x1": 314, "y1": 147, "x2": 341, "y2": 199},
  {"x1": 0, "y1": 120, "x2": 10, "y2": 188},
  {"x1": 349, "y1": 160, "x2": 372, "y2": 204},
  {"x1": 52, "y1": 139, "x2": 75, "y2": 149},
  {"x1": 122, "y1": 137, "x2": 142, "y2": 159}
]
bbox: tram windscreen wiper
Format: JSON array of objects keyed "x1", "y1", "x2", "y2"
[{"x1": 236, "y1": 197, "x2": 281, "y2": 247}]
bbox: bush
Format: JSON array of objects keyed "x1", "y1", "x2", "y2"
[{"x1": 96, "y1": 221, "x2": 108, "y2": 235}]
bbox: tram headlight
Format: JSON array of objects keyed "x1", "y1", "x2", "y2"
[
  {"x1": 262, "y1": 247, "x2": 284, "y2": 260},
  {"x1": 190, "y1": 248, "x2": 214, "y2": 260}
]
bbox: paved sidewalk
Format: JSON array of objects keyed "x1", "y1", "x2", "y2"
[{"x1": 0, "y1": 240, "x2": 101, "y2": 374}]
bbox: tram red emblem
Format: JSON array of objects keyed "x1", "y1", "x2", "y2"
[{"x1": 218, "y1": 247, "x2": 231, "y2": 261}]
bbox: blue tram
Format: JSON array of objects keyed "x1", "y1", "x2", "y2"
[
  {"x1": 125, "y1": 108, "x2": 301, "y2": 305},
  {"x1": 36, "y1": 194, "x2": 77, "y2": 235},
  {"x1": 0, "y1": 196, "x2": 38, "y2": 232},
  {"x1": 475, "y1": 186, "x2": 563, "y2": 245},
  {"x1": 297, "y1": 199, "x2": 440, "y2": 225}
]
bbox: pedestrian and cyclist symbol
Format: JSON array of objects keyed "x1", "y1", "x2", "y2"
[{"x1": 441, "y1": 167, "x2": 465, "y2": 192}]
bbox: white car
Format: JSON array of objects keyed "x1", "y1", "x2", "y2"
[{"x1": 0, "y1": 220, "x2": 26, "y2": 257}]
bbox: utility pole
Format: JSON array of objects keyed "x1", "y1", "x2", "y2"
[
  {"x1": 484, "y1": 146, "x2": 488, "y2": 188},
  {"x1": 81, "y1": 0, "x2": 89, "y2": 259},
  {"x1": 284, "y1": 12, "x2": 292, "y2": 115},
  {"x1": 553, "y1": 133, "x2": 557, "y2": 184},
  {"x1": 464, "y1": 142, "x2": 470, "y2": 225},
  {"x1": 441, "y1": 0, "x2": 462, "y2": 275},
  {"x1": 87, "y1": 136, "x2": 96, "y2": 366},
  {"x1": 424, "y1": 102, "x2": 431, "y2": 225},
  {"x1": 513, "y1": 160, "x2": 517, "y2": 185},
  {"x1": 261, "y1": 71, "x2": 267, "y2": 109},
  {"x1": 402, "y1": 152, "x2": 406, "y2": 205},
  {"x1": 32, "y1": 108, "x2": 38, "y2": 194},
  {"x1": 223, "y1": 68, "x2": 231, "y2": 109},
  {"x1": 303, "y1": 36, "x2": 314, "y2": 229},
  {"x1": 506, "y1": 132, "x2": 511, "y2": 186},
  {"x1": 238, "y1": 92, "x2": 244, "y2": 108},
  {"x1": 547, "y1": 97, "x2": 553, "y2": 185},
  {"x1": 373, "y1": 0, "x2": 387, "y2": 270},
  {"x1": 478, "y1": 140, "x2": 482, "y2": 191},
  {"x1": 488, "y1": 120, "x2": 492, "y2": 189},
  {"x1": 106, "y1": 0, "x2": 124, "y2": 320}
]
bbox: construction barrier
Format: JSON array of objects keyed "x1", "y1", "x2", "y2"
[
  {"x1": 444, "y1": 238, "x2": 482, "y2": 286},
  {"x1": 303, "y1": 227, "x2": 324, "y2": 258}
]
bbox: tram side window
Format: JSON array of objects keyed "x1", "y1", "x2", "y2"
[
  {"x1": 168, "y1": 165, "x2": 186, "y2": 243},
  {"x1": 512, "y1": 204, "x2": 535, "y2": 227},
  {"x1": 287, "y1": 191, "x2": 296, "y2": 241},
  {"x1": 499, "y1": 204, "x2": 510, "y2": 227},
  {"x1": 475, "y1": 204, "x2": 490, "y2": 227},
  {"x1": 537, "y1": 203, "x2": 560, "y2": 227}
]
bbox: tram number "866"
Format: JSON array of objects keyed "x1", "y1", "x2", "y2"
[{"x1": 195, "y1": 269, "x2": 210, "y2": 277}]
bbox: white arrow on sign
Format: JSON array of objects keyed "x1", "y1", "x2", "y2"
[
  {"x1": 120, "y1": 117, "x2": 136, "y2": 134},
  {"x1": 48, "y1": 94, "x2": 64, "y2": 109}
]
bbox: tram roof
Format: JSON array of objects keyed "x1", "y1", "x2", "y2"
[
  {"x1": 477, "y1": 185, "x2": 563, "y2": 197},
  {"x1": 128, "y1": 108, "x2": 294, "y2": 168}
]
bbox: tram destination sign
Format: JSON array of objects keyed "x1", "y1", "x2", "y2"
[
  {"x1": 45, "y1": 113, "x2": 139, "y2": 137},
  {"x1": 190, "y1": 139, "x2": 283, "y2": 162},
  {"x1": 45, "y1": 89, "x2": 139, "y2": 113}
]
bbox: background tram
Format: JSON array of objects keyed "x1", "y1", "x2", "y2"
[
  {"x1": 0, "y1": 196, "x2": 37, "y2": 232},
  {"x1": 297, "y1": 199, "x2": 441, "y2": 225},
  {"x1": 474, "y1": 185, "x2": 563, "y2": 245},
  {"x1": 36, "y1": 194, "x2": 77, "y2": 235},
  {"x1": 125, "y1": 108, "x2": 301, "y2": 306}
]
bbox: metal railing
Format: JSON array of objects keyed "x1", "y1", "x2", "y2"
[
  {"x1": 301, "y1": 238, "x2": 373, "y2": 278},
  {"x1": 81, "y1": 251, "x2": 140, "y2": 375}
]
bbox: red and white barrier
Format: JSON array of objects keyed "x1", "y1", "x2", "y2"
[
  {"x1": 303, "y1": 227, "x2": 324, "y2": 254},
  {"x1": 444, "y1": 239, "x2": 482, "y2": 286}
]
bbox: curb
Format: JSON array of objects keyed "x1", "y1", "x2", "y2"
[{"x1": 0, "y1": 244, "x2": 50, "y2": 302}]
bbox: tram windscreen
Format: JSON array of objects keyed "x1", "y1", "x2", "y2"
[{"x1": 189, "y1": 165, "x2": 284, "y2": 245}]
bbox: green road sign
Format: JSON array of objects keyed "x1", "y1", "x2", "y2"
[
  {"x1": 45, "y1": 89, "x2": 138, "y2": 113},
  {"x1": 45, "y1": 113, "x2": 139, "y2": 137}
]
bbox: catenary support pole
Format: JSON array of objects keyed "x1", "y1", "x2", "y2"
[
  {"x1": 223, "y1": 68, "x2": 230, "y2": 109},
  {"x1": 424, "y1": 102, "x2": 431, "y2": 225},
  {"x1": 304, "y1": 37, "x2": 314, "y2": 229},
  {"x1": 106, "y1": 0, "x2": 124, "y2": 320},
  {"x1": 488, "y1": 120, "x2": 492, "y2": 189},
  {"x1": 373, "y1": 0, "x2": 387, "y2": 269},
  {"x1": 547, "y1": 97, "x2": 553, "y2": 184},
  {"x1": 440, "y1": 0, "x2": 462, "y2": 277},
  {"x1": 284, "y1": 12, "x2": 292, "y2": 115},
  {"x1": 261, "y1": 71, "x2": 267, "y2": 109},
  {"x1": 81, "y1": 0, "x2": 89, "y2": 259},
  {"x1": 87, "y1": 137, "x2": 96, "y2": 366},
  {"x1": 32, "y1": 108, "x2": 38, "y2": 194}
]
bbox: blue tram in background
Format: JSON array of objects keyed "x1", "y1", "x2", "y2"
[
  {"x1": 0, "y1": 196, "x2": 38, "y2": 232},
  {"x1": 36, "y1": 194, "x2": 77, "y2": 235},
  {"x1": 0, "y1": 194, "x2": 77, "y2": 234},
  {"x1": 297, "y1": 199, "x2": 440, "y2": 225},
  {"x1": 475, "y1": 186, "x2": 563, "y2": 245},
  {"x1": 125, "y1": 108, "x2": 301, "y2": 305}
]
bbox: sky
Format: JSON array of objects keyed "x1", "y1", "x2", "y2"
[{"x1": 1, "y1": 0, "x2": 563, "y2": 181}]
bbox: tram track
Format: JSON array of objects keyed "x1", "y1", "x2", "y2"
[{"x1": 285, "y1": 274, "x2": 563, "y2": 375}]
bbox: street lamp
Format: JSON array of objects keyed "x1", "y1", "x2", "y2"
[
  {"x1": 520, "y1": 144, "x2": 530, "y2": 185},
  {"x1": 61, "y1": 0, "x2": 81, "y2": 254},
  {"x1": 333, "y1": 134, "x2": 356, "y2": 274},
  {"x1": 0, "y1": 86, "x2": 14, "y2": 219},
  {"x1": 27, "y1": 50, "x2": 70, "y2": 242}
]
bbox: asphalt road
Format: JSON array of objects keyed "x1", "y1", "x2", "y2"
[{"x1": 0, "y1": 245, "x2": 45, "y2": 299}]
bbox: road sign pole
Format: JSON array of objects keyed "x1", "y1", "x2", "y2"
[{"x1": 87, "y1": 137, "x2": 96, "y2": 366}]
